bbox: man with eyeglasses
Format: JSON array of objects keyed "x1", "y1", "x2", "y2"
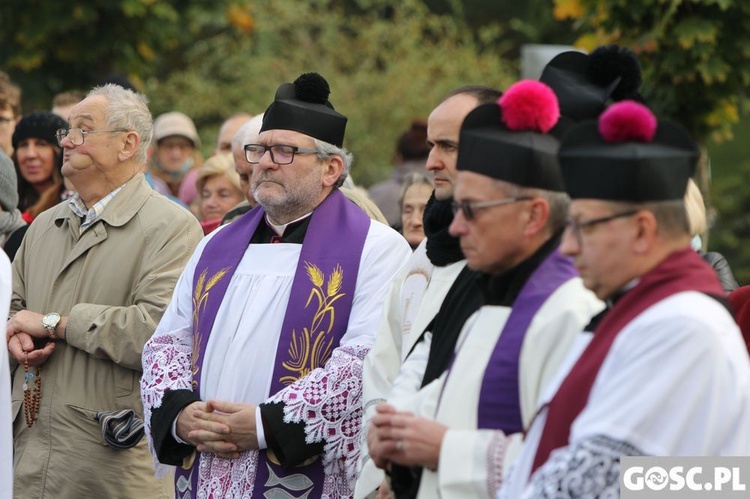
[
  {"x1": 368, "y1": 81, "x2": 603, "y2": 499},
  {"x1": 5, "y1": 84, "x2": 201, "y2": 498},
  {"x1": 141, "y1": 72, "x2": 411, "y2": 498},
  {"x1": 356, "y1": 85, "x2": 500, "y2": 499},
  {"x1": 499, "y1": 102, "x2": 750, "y2": 499}
]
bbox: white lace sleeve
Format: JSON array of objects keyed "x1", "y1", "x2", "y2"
[
  {"x1": 140, "y1": 269, "x2": 196, "y2": 475},
  {"x1": 267, "y1": 343, "x2": 370, "y2": 494},
  {"x1": 517, "y1": 435, "x2": 643, "y2": 499}
]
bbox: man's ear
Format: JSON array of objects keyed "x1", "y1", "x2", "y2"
[
  {"x1": 118, "y1": 131, "x2": 140, "y2": 162},
  {"x1": 632, "y1": 210, "x2": 658, "y2": 254},
  {"x1": 523, "y1": 197, "x2": 550, "y2": 237},
  {"x1": 322, "y1": 155, "x2": 344, "y2": 188}
]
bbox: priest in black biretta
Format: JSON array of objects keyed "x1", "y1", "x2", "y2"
[
  {"x1": 456, "y1": 93, "x2": 566, "y2": 192},
  {"x1": 558, "y1": 100, "x2": 698, "y2": 202},
  {"x1": 540, "y1": 45, "x2": 644, "y2": 122},
  {"x1": 260, "y1": 72, "x2": 348, "y2": 147},
  {"x1": 382, "y1": 81, "x2": 604, "y2": 499}
]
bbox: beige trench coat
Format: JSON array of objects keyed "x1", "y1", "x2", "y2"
[{"x1": 10, "y1": 174, "x2": 202, "y2": 498}]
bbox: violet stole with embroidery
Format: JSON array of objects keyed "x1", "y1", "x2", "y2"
[
  {"x1": 531, "y1": 248, "x2": 724, "y2": 473},
  {"x1": 175, "y1": 189, "x2": 370, "y2": 497}
]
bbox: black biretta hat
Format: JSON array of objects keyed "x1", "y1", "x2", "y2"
[
  {"x1": 457, "y1": 80, "x2": 566, "y2": 192},
  {"x1": 540, "y1": 45, "x2": 643, "y2": 122},
  {"x1": 559, "y1": 101, "x2": 698, "y2": 201},
  {"x1": 260, "y1": 72, "x2": 347, "y2": 147}
]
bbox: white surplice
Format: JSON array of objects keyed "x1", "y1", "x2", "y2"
[
  {"x1": 500, "y1": 291, "x2": 750, "y2": 499},
  {"x1": 411, "y1": 276, "x2": 602, "y2": 499},
  {"x1": 142, "y1": 219, "x2": 411, "y2": 498},
  {"x1": 356, "y1": 240, "x2": 466, "y2": 498}
]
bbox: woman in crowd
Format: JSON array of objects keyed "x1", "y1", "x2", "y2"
[
  {"x1": 196, "y1": 152, "x2": 244, "y2": 235},
  {"x1": 399, "y1": 171, "x2": 433, "y2": 249},
  {"x1": 12, "y1": 111, "x2": 69, "y2": 222}
]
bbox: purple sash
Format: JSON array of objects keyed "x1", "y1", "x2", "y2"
[
  {"x1": 175, "y1": 189, "x2": 370, "y2": 498},
  {"x1": 438, "y1": 249, "x2": 576, "y2": 434},
  {"x1": 476, "y1": 249, "x2": 577, "y2": 432}
]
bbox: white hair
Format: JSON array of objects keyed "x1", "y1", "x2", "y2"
[{"x1": 87, "y1": 84, "x2": 152, "y2": 164}]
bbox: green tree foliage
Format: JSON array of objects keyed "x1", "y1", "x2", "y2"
[
  {"x1": 1, "y1": 0, "x2": 515, "y2": 185},
  {"x1": 553, "y1": 0, "x2": 750, "y2": 144},
  {"x1": 0, "y1": 0, "x2": 241, "y2": 106},
  {"x1": 144, "y1": 0, "x2": 515, "y2": 185}
]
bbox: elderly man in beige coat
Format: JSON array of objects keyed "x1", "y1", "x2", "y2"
[{"x1": 5, "y1": 84, "x2": 201, "y2": 498}]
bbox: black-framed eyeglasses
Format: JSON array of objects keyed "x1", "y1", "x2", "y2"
[
  {"x1": 56, "y1": 128, "x2": 128, "y2": 146},
  {"x1": 244, "y1": 143, "x2": 319, "y2": 165},
  {"x1": 451, "y1": 196, "x2": 533, "y2": 221},
  {"x1": 565, "y1": 210, "x2": 639, "y2": 245}
]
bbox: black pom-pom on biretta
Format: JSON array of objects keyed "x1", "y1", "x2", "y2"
[
  {"x1": 587, "y1": 45, "x2": 643, "y2": 101},
  {"x1": 293, "y1": 73, "x2": 331, "y2": 105},
  {"x1": 260, "y1": 72, "x2": 347, "y2": 146}
]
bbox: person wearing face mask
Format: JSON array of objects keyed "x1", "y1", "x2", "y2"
[{"x1": 148, "y1": 111, "x2": 203, "y2": 202}]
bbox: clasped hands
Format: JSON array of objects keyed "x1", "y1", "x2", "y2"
[
  {"x1": 177, "y1": 399, "x2": 260, "y2": 459},
  {"x1": 6, "y1": 310, "x2": 59, "y2": 367},
  {"x1": 367, "y1": 403, "x2": 447, "y2": 472}
]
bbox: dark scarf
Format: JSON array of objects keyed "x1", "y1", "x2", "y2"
[{"x1": 423, "y1": 192, "x2": 463, "y2": 266}]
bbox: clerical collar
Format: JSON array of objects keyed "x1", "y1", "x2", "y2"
[
  {"x1": 265, "y1": 211, "x2": 313, "y2": 236},
  {"x1": 607, "y1": 277, "x2": 640, "y2": 306},
  {"x1": 479, "y1": 230, "x2": 563, "y2": 306}
]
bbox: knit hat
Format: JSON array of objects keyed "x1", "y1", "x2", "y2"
[
  {"x1": 0, "y1": 150, "x2": 18, "y2": 211},
  {"x1": 457, "y1": 80, "x2": 566, "y2": 192},
  {"x1": 559, "y1": 101, "x2": 698, "y2": 201},
  {"x1": 153, "y1": 112, "x2": 200, "y2": 147},
  {"x1": 260, "y1": 73, "x2": 348, "y2": 147},
  {"x1": 539, "y1": 45, "x2": 643, "y2": 122},
  {"x1": 12, "y1": 111, "x2": 68, "y2": 151}
]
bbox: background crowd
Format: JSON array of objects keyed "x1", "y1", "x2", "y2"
[{"x1": 1, "y1": 3, "x2": 750, "y2": 498}]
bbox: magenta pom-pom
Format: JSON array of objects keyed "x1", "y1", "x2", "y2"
[
  {"x1": 598, "y1": 101, "x2": 657, "y2": 143},
  {"x1": 498, "y1": 80, "x2": 560, "y2": 133}
]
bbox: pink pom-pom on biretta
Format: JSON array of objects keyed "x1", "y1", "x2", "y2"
[
  {"x1": 498, "y1": 80, "x2": 560, "y2": 133},
  {"x1": 598, "y1": 100, "x2": 657, "y2": 143}
]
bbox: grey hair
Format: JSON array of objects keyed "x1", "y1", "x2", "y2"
[
  {"x1": 313, "y1": 138, "x2": 353, "y2": 189},
  {"x1": 231, "y1": 114, "x2": 264, "y2": 154},
  {"x1": 399, "y1": 171, "x2": 434, "y2": 209},
  {"x1": 87, "y1": 84, "x2": 153, "y2": 164},
  {"x1": 494, "y1": 179, "x2": 571, "y2": 234}
]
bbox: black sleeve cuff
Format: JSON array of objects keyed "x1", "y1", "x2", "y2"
[
  {"x1": 150, "y1": 389, "x2": 201, "y2": 465},
  {"x1": 259, "y1": 401, "x2": 325, "y2": 469}
]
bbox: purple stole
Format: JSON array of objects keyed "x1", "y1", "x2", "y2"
[
  {"x1": 174, "y1": 189, "x2": 370, "y2": 498},
  {"x1": 531, "y1": 248, "x2": 724, "y2": 473},
  {"x1": 475, "y1": 249, "x2": 578, "y2": 432}
]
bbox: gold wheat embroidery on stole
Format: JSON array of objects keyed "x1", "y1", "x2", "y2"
[
  {"x1": 280, "y1": 262, "x2": 345, "y2": 385},
  {"x1": 191, "y1": 267, "x2": 231, "y2": 389}
]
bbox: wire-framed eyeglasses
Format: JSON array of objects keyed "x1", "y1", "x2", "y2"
[
  {"x1": 56, "y1": 128, "x2": 128, "y2": 146},
  {"x1": 451, "y1": 196, "x2": 533, "y2": 221},
  {"x1": 565, "y1": 210, "x2": 639, "y2": 245},
  {"x1": 244, "y1": 143, "x2": 319, "y2": 165}
]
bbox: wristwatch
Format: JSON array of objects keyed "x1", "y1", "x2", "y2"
[{"x1": 42, "y1": 312, "x2": 61, "y2": 340}]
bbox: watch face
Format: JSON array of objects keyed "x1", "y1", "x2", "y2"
[{"x1": 43, "y1": 313, "x2": 60, "y2": 328}]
